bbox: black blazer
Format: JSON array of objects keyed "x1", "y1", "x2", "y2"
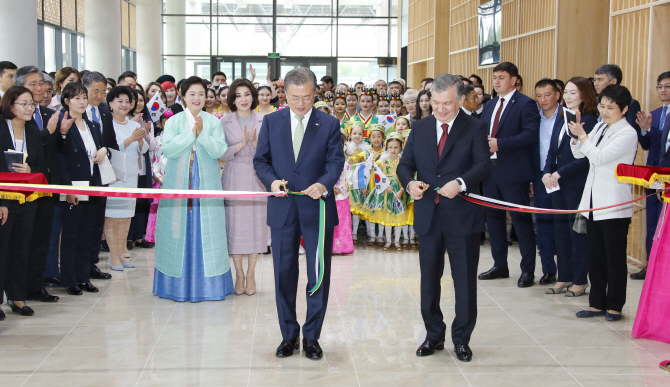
[
  {"x1": 57, "y1": 117, "x2": 105, "y2": 187},
  {"x1": 480, "y1": 91, "x2": 540, "y2": 183},
  {"x1": 397, "y1": 113, "x2": 491, "y2": 236},
  {"x1": 29, "y1": 105, "x2": 61, "y2": 184},
  {"x1": 83, "y1": 103, "x2": 120, "y2": 152}
]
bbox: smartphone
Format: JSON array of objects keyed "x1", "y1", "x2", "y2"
[{"x1": 565, "y1": 111, "x2": 578, "y2": 139}]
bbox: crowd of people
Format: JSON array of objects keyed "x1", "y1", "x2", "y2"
[{"x1": 0, "y1": 58, "x2": 666, "y2": 329}]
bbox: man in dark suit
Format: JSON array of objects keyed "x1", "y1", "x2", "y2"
[
  {"x1": 14, "y1": 66, "x2": 62, "y2": 302},
  {"x1": 632, "y1": 71, "x2": 670, "y2": 279},
  {"x1": 478, "y1": 62, "x2": 540, "y2": 287},
  {"x1": 398, "y1": 74, "x2": 490, "y2": 362},
  {"x1": 83, "y1": 71, "x2": 118, "y2": 281},
  {"x1": 254, "y1": 68, "x2": 344, "y2": 360},
  {"x1": 594, "y1": 64, "x2": 641, "y2": 132}
]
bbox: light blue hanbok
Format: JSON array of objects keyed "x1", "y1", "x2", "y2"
[{"x1": 153, "y1": 109, "x2": 233, "y2": 302}]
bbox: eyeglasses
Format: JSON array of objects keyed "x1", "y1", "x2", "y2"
[
  {"x1": 656, "y1": 84, "x2": 670, "y2": 91},
  {"x1": 288, "y1": 95, "x2": 315, "y2": 104},
  {"x1": 14, "y1": 103, "x2": 37, "y2": 110}
]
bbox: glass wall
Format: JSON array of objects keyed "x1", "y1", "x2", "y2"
[{"x1": 162, "y1": 0, "x2": 398, "y2": 83}]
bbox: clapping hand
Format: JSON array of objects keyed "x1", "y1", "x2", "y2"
[
  {"x1": 193, "y1": 115, "x2": 203, "y2": 137},
  {"x1": 250, "y1": 128, "x2": 258, "y2": 147},
  {"x1": 131, "y1": 113, "x2": 143, "y2": 123},
  {"x1": 568, "y1": 111, "x2": 586, "y2": 140},
  {"x1": 59, "y1": 112, "x2": 75, "y2": 135},
  {"x1": 636, "y1": 111, "x2": 652, "y2": 132},
  {"x1": 130, "y1": 127, "x2": 146, "y2": 142},
  {"x1": 47, "y1": 112, "x2": 60, "y2": 134}
]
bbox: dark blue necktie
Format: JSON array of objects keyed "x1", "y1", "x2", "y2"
[
  {"x1": 91, "y1": 107, "x2": 100, "y2": 123},
  {"x1": 35, "y1": 110, "x2": 43, "y2": 131}
]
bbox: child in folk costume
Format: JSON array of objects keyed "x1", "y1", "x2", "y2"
[
  {"x1": 360, "y1": 124, "x2": 387, "y2": 246},
  {"x1": 314, "y1": 101, "x2": 330, "y2": 115},
  {"x1": 349, "y1": 87, "x2": 379, "y2": 142},
  {"x1": 332, "y1": 92, "x2": 348, "y2": 131},
  {"x1": 345, "y1": 121, "x2": 371, "y2": 242},
  {"x1": 377, "y1": 93, "x2": 393, "y2": 116},
  {"x1": 145, "y1": 113, "x2": 169, "y2": 244},
  {"x1": 324, "y1": 90, "x2": 334, "y2": 110},
  {"x1": 395, "y1": 116, "x2": 418, "y2": 248},
  {"x1": 389, "y1": 91, "x2": 404, "y2": 117},
  {"x1": 344, "y1": 87, "x2": 358, "y2": 121},
  {"x1": 364, "y1": 132, "x2": 412, "y2": 251},
  {"x1": 333, "y1": 131, "x2": 355, "y2": 254}
]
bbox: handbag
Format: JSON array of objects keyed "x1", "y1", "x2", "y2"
[
  {"x1": 573, "y1": 213, "x2": 587, "y2": 234},
  {"x1": 98, "y1": 156, "x2": 116, "y2": 185},
  {"x1": 108, "y1": 148, "x2": 127, "y2": 182}
]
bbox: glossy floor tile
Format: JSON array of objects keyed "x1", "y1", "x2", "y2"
[{"x1": 2, "y1": 241, "x2": 669, "y2": 386}]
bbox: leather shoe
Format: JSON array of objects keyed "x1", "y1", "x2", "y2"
[
  {"x1": 576, "y1": 309, "x2": 606, "y2": 318},
  {"x1": 517, "y1": 272, "x2": 535, "y2": 288},
  {"x1": 539, "y1": 273, "x2": 556, "y2": 285},
  {"x1": 90, "y1": 265, "x2": 112, "y2": 280},
  {"x1": 100, "y1": 239, "x2": 110, "y2": 252},
  {"x1": 416, "y1": 339, "x2": 445, "y2": 357},
  {"x1": 606, "y1": 312, "x2": 623, "y2": 321},
  {"x1": 127, "y1": 240, "x2": 134, "y2": 250},
  {"x1": 43, "y1": 277, "x2": 61, "y2": 287},
  {"x1": 78, "y1": 282, "x2": 99, "y2": 293},
  {"x1": 0, "y1": 309, "x2": 5, "y2": 321},
  {"x1": 8, "y1": 300, "x2": 34, "y2": 316},
  {"x1": 478, "y1": 266, "x2": 509, "y2": 280},
  {"x1": 630, "y1": 267, "x2": 646, "y2": 280},
  {"x1": 302, "y1": 338, "x2": 323, "y2": 360},
  {"x1": 454, "y1": 344, "x2": 472, "y2": 362},
  {"x1": 27, "y1": 288, "x2": 59, "y2": 302},
  {"x1": 135, "y1": 239, "x2": 154, "y2": 248},
  {"x1": 276, "y1": 338, "x2": 299, "y2": 357},
  {"x1": 66, "y1": 286, "x2": 83, "y2": 296}
]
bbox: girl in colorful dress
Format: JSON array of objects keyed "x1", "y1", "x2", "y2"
[
  {"x1": 145, "y1": 113, "x2": 168, "y2": 244},
  {"x1": 361, "y1": 124, "x2": 386, "y2": 245},
  {"x1": 344, "y1": 87, "x2": 358, "y2": 121},
  {"x1": 333, "y1": 133, "x2": 355, "y2": 254},
  {"x1": 389, "y1": 92, "x2": 404, "y2": 116},
  {"x1": 367, "y1": 132, "x2": 411, "y2": 251},
  {"x1": 314, "y1": 101, "x2": 330, "y2": 114},
  {"x1": 377, "y1": 93, "x2": 392, "y2": 116},
  {"x1": 414, "y1": 89, "x2": 433, "y2": 121},
  {"x1": 324, "y1": 90, "x2": 334, "y2": 110},
  {"x1": 345, "y1": 121, "x2": 371, "y2": 242},
  {"x1": 276, "y1": 80, "x2": 288, "y2": 110},
  {"x1": 394, "y1": 116, "x2": 418, "y2": 248},
  {"x1": 350, "y1": 87, "x2": 379, "y2": 140},
  {"x1": 217, "y1": 86, "x2": 231, "y2": 116},
  {"x1": 255, "y1": 84, "x2": 277, "y2": 116},
  {"x1": 332, "y1": 92, "x2": 348, "y2": 128},
  {"x1": 204, "y1": 88, "x2": 223, "y2": 118}
]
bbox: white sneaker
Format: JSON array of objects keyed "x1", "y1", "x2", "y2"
[{"x1": 299, "y1": 245, "x2": 306, "y2": 255}]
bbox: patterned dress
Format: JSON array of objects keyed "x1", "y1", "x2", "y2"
[
  {"x1": 362, "y1": 157, "x2": 412, "y2": 226},
  {"x1": 349, "y1": 148, "x2": 383, "y2": 218}
]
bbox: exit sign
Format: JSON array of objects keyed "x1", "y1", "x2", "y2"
[{"x1": 268, "y1": 53, "x2": 280, "y2": 58}]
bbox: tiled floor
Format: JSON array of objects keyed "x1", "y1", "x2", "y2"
[{"x1": 2, "y1": 241, "x2": 669, "y2": 386}]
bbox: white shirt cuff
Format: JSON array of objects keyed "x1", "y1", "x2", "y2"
[{"x1": 457, "y1": 178, "x2": 466, "y2": 192}]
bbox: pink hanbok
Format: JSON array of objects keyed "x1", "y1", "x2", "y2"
[
  {"x1": 145, "y1": 134, "x2": 165, "y2": 243},
  {"x1": 333, "y1": 162, "x2": 354, "y2": 254}
]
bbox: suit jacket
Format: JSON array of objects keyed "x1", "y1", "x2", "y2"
[
  {"x1": 397, "y1": 113, "x2": 491, "y2": 236},
  {"x1": 626, "y1": 98, "x2": 641, "y2": 133},
  {"x1": 571, "y1": 119, "x2": 638, "y2": 220},
  {"x1": 480, "y1": 90, "x2": 540, "y2": 183},
  {"x1": 658, "y1": 113, "x2": 670, "y2": 168},
  {"x1": 638, "y1": 105, "x2": 666, "y2": 167},
  {"x1": 253, "y1": 107, "x2": 345, "y2": 230},
  {"x1": 57, "y1": 117, "x2": 105, "y2": 187},
  {"x1": 29, "y1": 105, "x2": 61, "y2": 184},
  {"x1": 542, "y1": 111, "x2": 597, "y2": 191},
  {"x1": 86, "y1": 103, "x2": 120, "y2": 152}
]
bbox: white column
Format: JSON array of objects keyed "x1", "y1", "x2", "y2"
[
  {"x1": 136, "y1": 0, "x2": 163, "y2": 84},
  {"x1": 85, "y1": 0, "x2": 122, "y2": 79},
  {"x1": 0, "y1": 0, "x2": 38, "y2": 67},
  {"x1": 165, "y1": 0, "x2": 186, "y2": 81}
]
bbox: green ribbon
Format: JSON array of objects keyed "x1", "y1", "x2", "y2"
[{"x1": 287, "y1": 192, "x2": 326, "y2": 296}]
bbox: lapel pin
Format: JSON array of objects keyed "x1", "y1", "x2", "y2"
[{"x1": 316, "y1": 123, "x2": 320, "y2": 127}]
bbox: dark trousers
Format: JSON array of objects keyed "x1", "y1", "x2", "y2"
[
  {"x1": 419, "y1": 205, "x2": 480, "y2": 345},
  {"x1": 586, "y1": 217, "x2": 631, "y2": 312},
  {"x1": 645, "y1": 190, "x2": 662, "y2": 261},
  {"x1": 27, "y1": 195, "x2": 56, "y2": 293},
  {"x1": 271, "y1": 199, "x2": 333, "y2": 341},
  {"x1": 0, "y1": 202, "x2": 37, "y2": 302},
  {"x1": 533, "y1": 175, "x2": 556, "y2": 274},
  {"x1": 44, "y1": 203, "x2": 63, "y2": 279},
  {"x1": 60, "y1": 200, "x2": 97, "y2": 288},
  {"x1": 552, "y1": 189, "x2": 589, "y2": 284},
  {"x1": 128, "y1": 199, "x2": 149, "y2": 241},
  {"x1": 90, "y1": 197, "x2": 107, "y2": 265},
  {"x1": 484, "y1": 178, "x2": 537, "y2": 273}
]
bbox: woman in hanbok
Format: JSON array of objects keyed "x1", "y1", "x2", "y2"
[{"x1": 153, "y1": 77, "x2": 233, "y2": 302}]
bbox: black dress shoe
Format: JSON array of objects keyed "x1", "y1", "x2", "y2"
[
  {"x1": 539, "y1": 273, "x2": 556, "y2": 285},
  {"x1": 66, "y1": 287, "x2": 83, "y2": 296},
  {"x1": 90, "y1": 265, "x2": 112, "y2": 280},
  {"x1": 302, "y1": 338, "x2": 323, "y2": 360},
  {"x1": 127, "y1": 240, "x2": 134, "y2": 250},
  {"x1": 27, "y1": 288, "x2": 59, "y2": 302},
  {"x1": 517, "y1": 272, "x2": 535, "y2": 288},
  {"x1": 263, "y1": 246, "x2": 272, "y2": 255},
  {"x1": 630, "y1": 267, "x2": 646, "y2": 280},
  {"x1": 8, "y1": 300, "x2": 34, "y2": 316},
  {"x1": 276, "y1": 338, "x2": 299, "y2": 357},
  {"x1": 78, "y1": 282, "x2": 99, "y2": 293},
  {"x1": 135, "y1": 240, "x2": 154, "y2": 248},
  {"x1": 0, "y1": 309, "x2": 5, "y2": 321},
  {"x1": 454, "y1": 344, "x2": 472, "y2": 362},
  {"x1": 43, "y1": 277, "x2": 61, "y2": 287},
  {"x1": 478, "y1": 266, "x2": 509, "y2": 280},
  {"x1": 416, "y1": 339, "x2": 445, "y2": 356},
  {"x1": 100, "y1": 239, "x2": 110, "y2": 252},
  {"x1": 606, "y1": 312, "x2": 623, "y2": 321}
]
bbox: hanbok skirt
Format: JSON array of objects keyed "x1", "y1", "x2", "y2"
[
  {"x1": 333, "y1": 197, "x2": 354, "y2": 254},
  {"x1": 153, "y1": 155, "x2": 234, "y2": 302},
  {"x1": 145, "y1": 181, "x2": 161, "y2": 243}
]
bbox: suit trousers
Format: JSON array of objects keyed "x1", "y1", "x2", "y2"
[
  {"x1": 551, "y1": 188, "x2": 589, "y2": 285},
  {"x1": 483, "y1": 178, "x2": 537, "y2": 273},
  {"x1": 27, "y1": 195, "x2": 56, "y2": 293},
  {"x1": 271, "y1": 198, "x2": 333, "y2": 341},
  {"x1": 0, "y1": 202, "x2": 37, "y2": 302},
  {"x1": 90, "y1": 197, "x2": 107, "y2": 265},
  {"x1": 644, "y1": 190, "x2": 662, "y2": 261},
  {"x1": 419, "y1": 203, "x2": 480, "y2": 345},
  {"x1": 60, "y1": 200, "x2": 98, "y2": 288},
  {"x1": 44, "y1": 203, "x2": 63, "y2": 279},
  {"x1": 532, "y1": 175, "x2": 556, "y2": 274},
  {"x1": 586, "y1": 217, "x2": 630, "y2": 312}
]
